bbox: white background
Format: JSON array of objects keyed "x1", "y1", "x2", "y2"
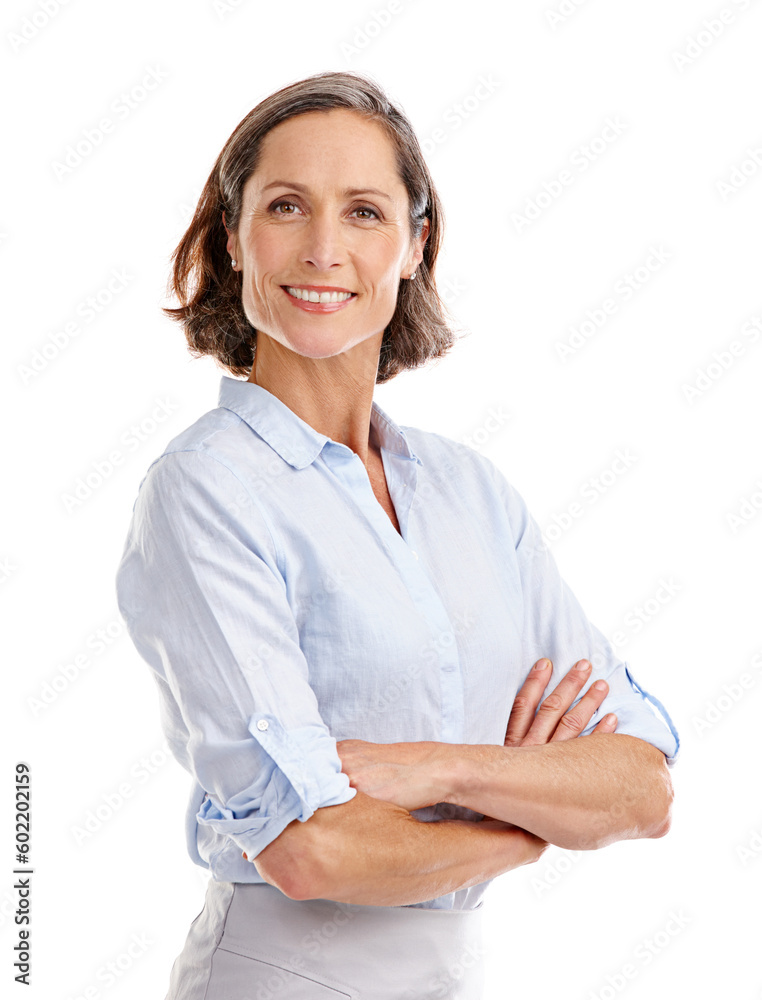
[{"x1": 5, "y1": 1, "x2": 761, "y2": 997}]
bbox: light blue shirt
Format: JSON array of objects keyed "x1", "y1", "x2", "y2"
[{"x1": 115, "y1": 375, "x2": 680, "y2": 910}]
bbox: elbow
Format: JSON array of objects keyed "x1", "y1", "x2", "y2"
[
  {"x1": 647, "y1": 760, "x2": 675, "y2": 840},
  {"x1": 273, "y1": 863, "x2": 329, "y2": 902},
  {"x1": 250, "y1": 819, "x2": 334, "y2": 901},
  {"x1": 251, "y1": 855, "x2": 302, "y2": 899},
  {"x1": 650, "y1": 816, "x2": 671, "y2": 839},
  {"x1": 649, "y1": 795, "x2": 674, "y2": 840},
  {"x1": 253, "y1": 852, "x2": 318, "y2": 901},
  {"x1": 582, "y1": 749, "x2": 674, "y2": 848}
]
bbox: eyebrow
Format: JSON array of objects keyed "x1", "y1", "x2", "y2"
[{"x1": 260, "y1": 180, "x2": 393, "y2": 203}]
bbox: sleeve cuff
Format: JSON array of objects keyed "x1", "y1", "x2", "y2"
[
  {"x1": 581, "y1": 664, "x2": 681, "y2": 767},
  {"x1": 195, "y1": 715, "x2": 357, "y2": 858}
]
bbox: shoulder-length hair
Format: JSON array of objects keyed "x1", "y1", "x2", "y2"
[{"x1": 163, "y1": 70, "x2": 460, "y2": 384}]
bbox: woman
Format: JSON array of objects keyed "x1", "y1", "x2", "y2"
[{"x1": 115, "y1": 70, "x2": 679, "y2": 999}]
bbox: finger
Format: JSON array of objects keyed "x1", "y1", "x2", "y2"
[
  {"x1": 521, "y1": 659, "x2": 594, "y2": 745},
  {"x1": 548, "y1": 679, "x2": 610, "y2": 742},
  {"x1": 592, "y1": 712, "x2": 618, "y2": 734},
  {"x1": 504, "y1": 659, "x2": 554, "y2": 747}
]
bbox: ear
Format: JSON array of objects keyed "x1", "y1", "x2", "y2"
[
  {"x1": 407, "y1": 216, "x2": 430, "y2": 277},
  {"x1": 223, "y1": 211, "x2": 237, "y2": 260}
]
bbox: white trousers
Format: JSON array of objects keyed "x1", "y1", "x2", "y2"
[{"x1": 165, "y1": 879, "x2": 486, "y2": 999}]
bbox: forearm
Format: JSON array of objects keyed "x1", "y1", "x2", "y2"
[
  {"x1": 447, "y1": 734, "x2": 673, "y2": 850},
  {"x1": 254, "y1": 789, "x2": 545, "y2": 906}
]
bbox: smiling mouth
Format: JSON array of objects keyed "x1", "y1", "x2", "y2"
[{"x1": 283, "y1": 286, "x2": 356, "y2": 304}]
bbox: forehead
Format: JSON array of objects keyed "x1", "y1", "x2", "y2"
[{"x1": 244, "y1": 108, "x2": 405, "y2": 198}]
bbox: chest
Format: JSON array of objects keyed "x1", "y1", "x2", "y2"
[
  {"x1": 261, "y1": 449, "x2": 526, "y2": 743},
  {"x1": 366, "y1": 451, "x2": 401, "y2": 534}
]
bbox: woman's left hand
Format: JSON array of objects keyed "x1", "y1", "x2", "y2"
[{"x1": 335, "y1": 738, "x2": 456, "y2": 812}]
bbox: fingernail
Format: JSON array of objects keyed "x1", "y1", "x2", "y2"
[
  {"x1": 533, "y1": 659, "x2": 551, "y2": 671},
  {"x1": 579, "y1": 660, "x2": 592, "y2": 673},
  {"x1": 603, "y1": 714, "x2": 617, "y2": 726},
  {"x1": 593, "y1": 680, "x2": 607, "y2": 691}
]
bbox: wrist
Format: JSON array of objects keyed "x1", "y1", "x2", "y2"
[{"x1": 436, "y1": 743, "x2": 475, "y2": 808}]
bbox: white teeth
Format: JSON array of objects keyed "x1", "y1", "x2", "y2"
[{"x1": 286, "y1": 286, "x2": 354, "y2": 304}]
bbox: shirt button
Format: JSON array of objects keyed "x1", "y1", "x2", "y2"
[
  {"x1": 411, "y1": 550, "x2": 418, "y2": 560},
  {"x1": 256, "y1": 719, "x2": 269, "y2": 731}
]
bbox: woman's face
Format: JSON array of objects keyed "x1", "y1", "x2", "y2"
[{"x1": 226, "y1": 108, "x2": 429, "y2": 363}]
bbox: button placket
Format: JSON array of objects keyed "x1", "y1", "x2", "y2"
[{"x1": 322, "y1": 444, "x2": 465, "y2": 740}]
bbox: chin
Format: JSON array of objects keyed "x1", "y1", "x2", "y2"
[{"x1": 284, "y1": 332, "x2": 364, "y2": 360}]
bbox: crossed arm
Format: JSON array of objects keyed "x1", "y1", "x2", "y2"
[
  {"x1": 249, "y1": 658, "x2": 674, "y2": 905},
  {"x1": 336, "y1": 657, "x2": 674, "y2": 851}
]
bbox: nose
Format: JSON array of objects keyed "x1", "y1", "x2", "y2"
[{"x1": 299, "y1": 207, "x2": 347, "y2": 272}]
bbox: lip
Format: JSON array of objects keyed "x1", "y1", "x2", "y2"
[
  {"x1": 284, "y1": 284, "x2": 355, "y2": 293},
  {"x1": 281, "y1": 285, "x2": 357, "y2": 314}
]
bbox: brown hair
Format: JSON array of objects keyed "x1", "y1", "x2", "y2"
[{"x1": 163, "y1": 70, "x2": 460, "y2": 384}]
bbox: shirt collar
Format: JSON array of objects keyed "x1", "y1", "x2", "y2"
[{"x1": 217, "y1": 376, "x2": 423, "y2": 471}]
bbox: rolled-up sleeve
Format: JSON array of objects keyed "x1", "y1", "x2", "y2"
[
  {"x1": 115, "y1": 449, "x2": 356, "y2": 860},
  {"x1": 490, "y1": 463, "x2": 680, "y2": 767}
]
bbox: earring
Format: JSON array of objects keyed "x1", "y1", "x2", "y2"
[
  {"x1": 409, "y1": 270, "x2": 416, "y2": 279},
  {"x1": 231, "y1": 259, "x2": 238, "y2": 267}
]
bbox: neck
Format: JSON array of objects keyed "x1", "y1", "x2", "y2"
[{"x1": 247, "y1": 332, "x2": 383, "y2": 467}]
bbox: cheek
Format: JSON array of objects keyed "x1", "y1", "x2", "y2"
[
  {"x1": 358, "y1": 248, "x2": 403, "y2": 294},
  {"x1": 247, "y1": 231, "x2": 288, "y2": 274}
]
